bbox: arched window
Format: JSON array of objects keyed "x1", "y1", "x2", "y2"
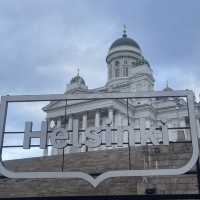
[{"x1": 115, "y1": 67, "x2": 120, "y2": 77}]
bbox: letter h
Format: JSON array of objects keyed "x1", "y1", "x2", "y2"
[{"x1": 23, "y1": 121, "x2": 48, "y2": 149}]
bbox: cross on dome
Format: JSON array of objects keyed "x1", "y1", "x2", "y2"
[{"x1": 123, "y1": 24, "x2": 127, "y2": 37}]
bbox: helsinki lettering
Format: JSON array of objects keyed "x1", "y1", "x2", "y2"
[{"x1": 23, "y1": 118, "x2": 169, "y2": 149}]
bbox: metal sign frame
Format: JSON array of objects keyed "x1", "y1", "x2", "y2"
[{"x1": 0, "y1": 90, "x2": 199, "y2": 187}]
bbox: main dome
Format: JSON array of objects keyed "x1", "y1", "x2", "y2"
[{"x1": 109, "y1": 32, "x2": 140, "y2": 50}]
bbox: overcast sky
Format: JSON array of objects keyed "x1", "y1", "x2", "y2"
[{"x1": 0, "y1": 0, "x2": 200, "y2": 160}]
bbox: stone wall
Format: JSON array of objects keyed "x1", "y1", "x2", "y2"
[{"x1": 0, "y1": 142, "x2": 198, "y2": 197}]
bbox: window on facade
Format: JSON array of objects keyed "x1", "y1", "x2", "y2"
[
  {"x1": 123, "y1": 66, "x2": 128, "y2": 77},
  {"x1": 115, "y1": 67, "x2": 120, "y2": 77},
  {"x1": 115, "y1": 60, "x2": 119, "y2": 66},
  {"x1": 124, "y1": 60, "x2": 128, "y2": 64}
]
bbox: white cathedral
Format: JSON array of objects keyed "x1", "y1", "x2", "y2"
[{"x1": 42, "y1": 29, "x2": 200, "y2": 156}]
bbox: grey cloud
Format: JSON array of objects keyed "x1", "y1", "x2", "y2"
[{"x1": 0, "y1": 0, "x2": 199, "y2": 95}]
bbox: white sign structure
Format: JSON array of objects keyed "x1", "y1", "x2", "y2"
[
  {"x1": 0, "y1": 90, "x2": 199, "y2": 187},
  {"x1": 23, "y1": 118, "x2": 169, "y2": 150}
]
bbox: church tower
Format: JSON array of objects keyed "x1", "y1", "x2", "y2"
[{"x1": 106, "y1": 27, "x2": 154, "y2": 92}]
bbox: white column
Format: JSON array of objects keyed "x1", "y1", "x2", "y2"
[
  {"x1": 108, "y1": 108, "x2": 114, "y2": 126},
  {"x1": 95, "y1": 110, "x2": 100, "y2": 127},
  {"x1": 107, "y1": 108, "x2": 114, "y2": 149},
  {"x1": 68, "y1": 115, "x2": 73, "y2": 130},
  {"x1": 81, "y1": 113, "x2": 87, "y2": 152},
  {"x1": 116, "y1": 112, "x2": 122, "y2": 127},
  {"x1": 115, "y1": 112, "x2": 122, "y2": 148},
  {"x1": 57, "y1": 118, "x2": 61, "y2": 128},
  {"x1": 82, "y1": 113, "x2": 87, "y2": 129},
  {"x1": 67, "y1": 115, "x2": 73, "y2": 154}
]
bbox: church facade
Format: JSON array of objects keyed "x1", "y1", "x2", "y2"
[{"x1": 42, "y1": 30, "x2": 200, "y2": 156}]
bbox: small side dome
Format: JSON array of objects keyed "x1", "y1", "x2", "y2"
[
  {"x1": 66, "y1": 70, "x2": 88, "y2": 92},
  {"x1": 70, "y1": 74, "x2": 86, "y2": 85}
]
